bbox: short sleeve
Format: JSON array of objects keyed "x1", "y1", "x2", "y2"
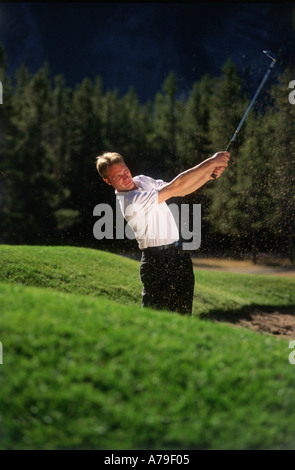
[{"x1": 134, "y1": 175, "x2": 167, "y2": 190}]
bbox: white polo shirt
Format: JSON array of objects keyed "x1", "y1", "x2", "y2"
[{"x1": 115, "y1": 174, "x2": 179, "y2": 250}]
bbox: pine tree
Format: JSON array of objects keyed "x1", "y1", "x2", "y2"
[
  {"x1": 100, "y1": 87, "x2": 122, "y2": 151},
  {"x1": 116, "y1": 86, "x2": 148, "y2": 174},
  {"x1": 176, "y1": 73, "x2": 213, "y2": 169},
  {"x1": 265, "y1": 67, "x2": 295, "y2": 262},
  {"x1": 204, "y1": 59, "x2": 248, "y2": 254},
  {"x1": 46, "y1": 74, "x2": 80, "y2": 234},
  {"x1": 0, "y1": 42, "x2": 15, "y2": 242},
  {"x1": 1, "y1": 63, "x2": 58, "y2": 244},
  {"x1": 65, "y1": 77, "x2": 103, "y2": 243},
  {"x1": 149, "y1": 71, "x2": 180, "y2": 177},
  {"x1": 229, "y1": 109, "x2": 275, "y2": 260}
]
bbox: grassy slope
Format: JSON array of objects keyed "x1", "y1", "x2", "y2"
[
  {"x1": 0, "y1": 245, "x2": 141, "y2": 305},
  {"x1": 0, "y1": 245, "x2": 295, "y2": 450},
  {"x1": 0, "y1": 245, "x2": 294, "y2": 316}
]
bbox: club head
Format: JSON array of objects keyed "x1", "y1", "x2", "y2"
[{"x1": 263, "y1": 50, "x2": 277, "y2": 63}]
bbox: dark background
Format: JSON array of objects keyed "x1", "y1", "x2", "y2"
[
  {"x1": 0, "y1": 2, "x2": 294, "y2": 260},
  {"x1": 1, "y1": 2, "x2": 294, "y2": 102}
]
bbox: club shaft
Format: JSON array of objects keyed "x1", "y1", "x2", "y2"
[{"x1": 226, "y1": 60, "x2": 276, "y2": 152}]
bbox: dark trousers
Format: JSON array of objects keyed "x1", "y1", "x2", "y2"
[{"x1": 140, "y1": 247, "x2": 195, "y2": 315}]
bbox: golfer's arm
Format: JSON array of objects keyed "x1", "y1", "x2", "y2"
[{"x1": 158, "y1": 158, "x2": 216, "y2": 204}]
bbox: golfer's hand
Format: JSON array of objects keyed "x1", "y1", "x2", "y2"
[
  {"x1": 210, "y1": 151, "x2": 230, "y2": 179},
  {"x1": 212, "y1": 166, "x2": 227, "y2": 178}
]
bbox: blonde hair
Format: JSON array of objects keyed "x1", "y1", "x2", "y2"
[{"x1": 95, "y1": 152, "x2": 124, "y2": 178}]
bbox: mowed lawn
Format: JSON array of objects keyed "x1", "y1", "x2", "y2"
[
  {"x1": 0, "y1": 245, "x2": 295, "y2": 450},
  {"x1": 0, "y1": 244, "x2": 293, "y2": 316}
]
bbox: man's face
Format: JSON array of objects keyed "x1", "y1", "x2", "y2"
[{"x1": 103, "y1": 162, "x2": 136, "y2": 191}]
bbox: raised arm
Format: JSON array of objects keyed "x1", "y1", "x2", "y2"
[{"x1": 158, "y1": 151, "x2": 230, "y2": 204}]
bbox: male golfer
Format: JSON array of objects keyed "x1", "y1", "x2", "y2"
[{"x1": 96, "y1": 151, "x2": 230, "y2": 315}]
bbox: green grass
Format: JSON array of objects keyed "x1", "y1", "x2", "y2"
[
  {"x1": 0, "y1": 244, "x2": 293, "y2": 317},
  {"x1": 0, "y1": 245, "x2": 141, "y2": 305},
  {"x1": 0, "y1": 245, "x2": 295, "y2": 450},
  {"x1": 194, "y1": 269, "x2": 294, "y2": 316}
]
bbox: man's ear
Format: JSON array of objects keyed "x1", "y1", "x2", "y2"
[{"x1": 103, "y1": 177, "x2": 112, "y2": 186}]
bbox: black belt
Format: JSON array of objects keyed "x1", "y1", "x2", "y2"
[{"x1": 143, "y1": 241, "x2": 180, "y2": 252}]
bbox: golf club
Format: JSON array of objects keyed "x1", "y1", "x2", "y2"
[{"x1": 212, "y1": 50, "x2": 277, "y2": 178}]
